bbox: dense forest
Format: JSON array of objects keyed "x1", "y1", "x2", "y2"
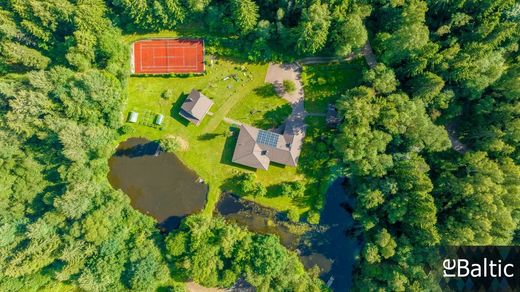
[{"x1": 0, "y1": 0, "x2": 519, "y2": 291}]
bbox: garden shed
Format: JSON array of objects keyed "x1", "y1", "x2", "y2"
[
  {"x1": 128, "y1": 111, "x2": 138, "y2": 123},
  {"x1": 155, "y1": 114, "x2": 164, "y2": 125}
]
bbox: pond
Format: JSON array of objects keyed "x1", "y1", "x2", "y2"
[
  {"x1": 108, "y1": 137, "x2": 208, "y2": 231},
  {"x1": 215, "y1": 179, "x2": 362, "y2": 291},
  {"x1": 216, "y1": 193, "x2": 301, "y2": 249}
]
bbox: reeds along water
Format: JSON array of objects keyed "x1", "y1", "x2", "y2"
[{"x1": 215, "y1": 180, "x2": 363, "y2": 292}]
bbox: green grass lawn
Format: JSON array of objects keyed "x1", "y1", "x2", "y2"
[
  {"x1": 227, "y1": 83, "x2": 291, "y2": 129},
  {"x1": 302, "y1": 59, "x2": 366, "y2": 113},
  {"x1": 120, "y1": 57, "x2": 306, "y2": 215},
  {"x1": 118, "y1": 32, "x2": 366, "y2": 218}
]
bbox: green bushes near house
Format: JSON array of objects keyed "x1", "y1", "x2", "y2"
[
  {"x1": 235, "y1": 172, "x2": 267, "y2": 197},
  {"x1": 283, "y1": 79, "x2": 296, "y2": 93},
  {"x1": 159, "y1": 135, "x2": 189, "y2": 152},
  {"x1": 280, "y1": 181, "x2": 306, "y2": 199},
  {"x1": 162, "y1": 88, "x2": 174, "y2": 99},
  {"x1": 159, "y1": 137, "x2": 181, "y2": 152}
]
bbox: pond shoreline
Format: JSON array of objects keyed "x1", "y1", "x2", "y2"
[
  {"x1": 109, "y1": 138, "x2": 361, "y2": 291},
  {"x1": 215, "y1": 178, "x2": 362, "y2": 291},
  {"x1": 108, "y1": 137, "x2": 208, "y2": 231}
]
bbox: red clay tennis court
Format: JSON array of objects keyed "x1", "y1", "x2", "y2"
[{"x1": 132, "y1": 39, "x2": 205, "y2": 74}]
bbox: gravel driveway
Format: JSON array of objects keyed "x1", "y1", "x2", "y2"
[{"x1": 264, "y1": 63, "x2": 306, "y2": 134}]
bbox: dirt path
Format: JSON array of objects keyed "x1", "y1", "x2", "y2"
[
  {"x1": 307, "y1": 112, "x2": 326, "y2": 117},
  {"x1": 295, "y1": 40, "x2": 376, "y2": 69},
  {"x1": 186, "y1": 282, "x2": 225, "y2": 292},
  {"x1": 362, "y1": 41, "x2": 377, "y2": 68},
  {"x1": 265, "y1": 64, "x2": 304, "y2": 112},
  {"x1": 222, "y1": 116, "x2": 242, "y2": 126}
]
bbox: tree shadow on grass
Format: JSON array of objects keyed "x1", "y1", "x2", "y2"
[
  {"x1": 266, "y1": 184, "x2": 284, "y2": 198},
  {"x1": 220, "y1": 175, "x2": 242, "y2": 195},
  {"x1": 253, "y1": 83, "x2": 277, "y2": 98},
  {"x1": 197, "y1": 132, "x2": 221, "y2": 141},
  {"x1": 170, "y1": 92, "x2": 190, "y2": 127},
  {"x1": 254, "y1": 103, "x2": 292, "y2": 129}
]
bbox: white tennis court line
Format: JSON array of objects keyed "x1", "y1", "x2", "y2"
[
  {"x1": 140, "y1": 44, "x2": 198, "y2": 49},
  {"x1": 135, "y1": 41, "x2": 203, "y2": 72}
]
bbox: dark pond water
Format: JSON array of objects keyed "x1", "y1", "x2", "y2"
[
  {"x1": 215, "y1": 179, "x2": 362, "y2": 291},
  {"x1": 303, "y1": 179, "x2": 362, "y2": 291},
  {"x1": 108, "y1": 138, "x2": 208, "y2": 231},
  {"x1": 216, "y1": 194, "x2": 301, "y2": 249}
]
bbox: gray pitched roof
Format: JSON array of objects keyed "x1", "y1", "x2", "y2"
[
  {"x1": 179, "y1": 89, "x2": 213, "y2": 125},
  {"x1": 231, "y1": 124, "x2": 305, "y2": 170}
]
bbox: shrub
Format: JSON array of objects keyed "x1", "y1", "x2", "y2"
[
  {"x1": 317, "y1": 77, "x2": 327, "y2": 85},
  {"x1": 307, "y1": 211, "x2": 320, "y2": 225},
  {"x1": 283, "y1": 79, "x2": 296, "y2": 93},
  {"x1": 316, "y1": 141, "x2": 328, "y2": 152},
  {"x1": 253, "y1": 183, "x2": 267, "y2": 197},
  {"x1": 159, "y1": 136, "x2": 181, "y2": 152},
  {"x1": 236, "y1": 172, "x2": 266, "y2": 197},
  {"x1": 287, "y1": 209, "x2": 300, "y2": 223},
  {"x1": 118, "y1": 124, "x2": 134, "y2": 135},
  {"x1": 280, "y1": 181, "x2": 306, "y2": 199},
  {"x1": 162, "y1": 89, "x2": 173, "y2": 99}
]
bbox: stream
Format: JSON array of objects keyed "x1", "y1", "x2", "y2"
[
  {"x1": 215, "y1": 179, "x2": 362, "y2": 291},
  {"x1": 108, "y1": 138, "x2": 361, "y2": 290}
]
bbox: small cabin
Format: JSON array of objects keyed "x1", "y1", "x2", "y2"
[
  {"x1": 326, "y1": 104, "x2": 340, "y2": 127},
  {"x1": 179, "y1": 89, "x2": 214, "y2": 126}
]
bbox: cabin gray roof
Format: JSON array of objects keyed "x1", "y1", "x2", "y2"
[
  {"x1": 232, "y1": 123, "x2": 305, "y2": 170},
  {"x1": 179, "y1": 89, "x2": 213, "y2": 125}
]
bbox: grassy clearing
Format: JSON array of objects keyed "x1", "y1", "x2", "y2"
[
  {"x1": 118, "y1": 32, "x2": 366, "y2": 218},
  {"x1": 120, "y1": 56, "x2": 305, "y2": 215},
  {"x1": 302, "y1": 58, "x2": 366, "y2": 113},
  {"x1": 227, "y1": 83, "x2": 291, "y2": 129}
]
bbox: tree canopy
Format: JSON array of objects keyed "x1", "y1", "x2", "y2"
[{"x1": 336, "y1": 0, "x2": 520, "y2": 290}]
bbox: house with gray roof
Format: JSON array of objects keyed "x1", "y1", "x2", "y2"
[
  {"x1": 179, "y1": 89, "x2": 213, "y2": 125},
  {"x1": 232, "y1": 120, "x2": 305, "y2": 170}
]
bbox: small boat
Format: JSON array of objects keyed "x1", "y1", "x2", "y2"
[{"x1": 326, "y1": 276, "x2": 334, "y2": 287}]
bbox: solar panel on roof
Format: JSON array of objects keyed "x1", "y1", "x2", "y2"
[{"x1": 257, "y1": 130, "x2": 279, "y2": 147}]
